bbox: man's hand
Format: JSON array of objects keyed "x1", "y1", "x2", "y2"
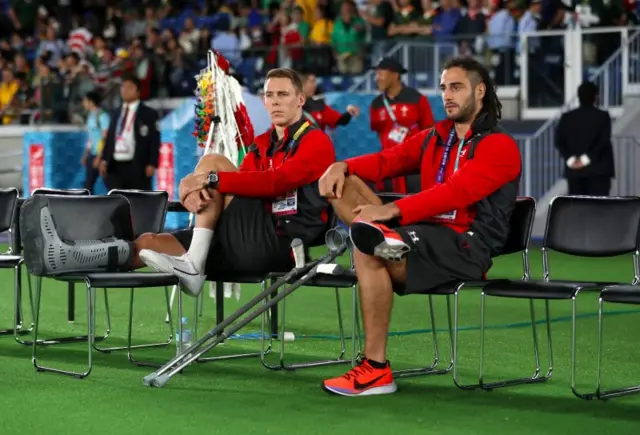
[
  {"x1": 179, "y1": 172, "x2": 209, "y2": 203},
  {"x1": 319, "y1": 162, "x2": 348, "y2": 199},
  {"x1": 353, "y1": 203, "x2": 401, "y2": 222},
  {"x1": 99, "y1": 161, "x2": 108, "y2": 178},
  {"x1": 145, "y1": 165, "x2": 156, "y2": 177},
  {"x1": 346, "y1": 105, "x2": 360, "y2": 117},
  {"x1": 183, "y1": 189, "x2": 214, "y2": 213}
]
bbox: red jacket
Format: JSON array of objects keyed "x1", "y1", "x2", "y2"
[
  {"x1": 217, "y1": 118, "x2": 335, "y2": 198},
  {"x1": 345, "y1": 117, "x2": 521, "y2": 242},
  {"x1": 217, "y1": 117, "x2": 336, "y2": 244},
  {"x1": 370, "y1": 86, "x2": 435, "y2": 150}
]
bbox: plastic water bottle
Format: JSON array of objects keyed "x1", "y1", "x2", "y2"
[{"x1": 176, "y1": 317, "x2": 193, "y2": 354}]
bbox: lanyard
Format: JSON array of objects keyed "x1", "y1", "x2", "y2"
[
  {"x1": 436, "y1": 128, "x2": 465, "y2": 184},
  {"x1": 302, "y1": 110, "x2": 318, "y2": 127},
  {"x1": 382, "y1": 96, "x2": 397, "y2": 124},
  {"x1": 268, "y1": 121, "x2": 310, "y2": 169},
  {"x1": 118, "y1": 106, "x2": 135, "y2": 136}
]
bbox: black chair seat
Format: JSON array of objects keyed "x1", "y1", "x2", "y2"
[
  {"x1": 270, "y1": 269, "x2": 357, "y2": 288},
  {"x1": 207, "y1": 274, "x2": 268, "y2": 284},
  {"x1": 483, "y1": 279, "x2": 605, "y2": 300},
  {"x1": 0, "y1": 255, "x2": 22, "y2": 267},
  {"x1": 56, "y1": 272, "x2": 179, "y2": 288},
  {"x1": 601, "y1": 285, "x2": 640, "y2": 305},
  {"x1": 423, "y1": 279, "x2": 506, "y2": 295}
]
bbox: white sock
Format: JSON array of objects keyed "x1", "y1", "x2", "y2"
[{"x1": 186, "y1": 228, "x2": 213, "y2": 274}]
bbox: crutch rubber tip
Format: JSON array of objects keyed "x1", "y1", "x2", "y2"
[
  {"x1": 142, "y1": 374, "x2": 156, "y2": 387},
  {"x1": 153, "y1": 374, "x2": 171, "y2": 388}
]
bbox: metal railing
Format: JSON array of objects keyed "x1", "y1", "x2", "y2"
[{"x1": 512, "y1": 134, "x2": 640, "y2": 199}]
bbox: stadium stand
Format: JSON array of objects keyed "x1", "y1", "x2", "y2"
[{"x1": 0, "y1": 0, "x2": 634, "y2": 124}]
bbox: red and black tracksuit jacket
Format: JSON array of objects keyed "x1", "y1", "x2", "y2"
[
  {"x1": 345, "y1": 113, "x2": 522, "y2": 256},
  {"x1": 369, "y1": 86, "x2": 435, "y2": 194},
  {"x1": 217, "y1": 117, "x2": 336, "y2": 244},
  {"x1": 302, "y1": 98, "x2": 353, "y2": 131}
]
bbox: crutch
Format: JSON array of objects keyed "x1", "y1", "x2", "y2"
[
  {"x1": 143, "y1": 227, "x2": 350, "y2": 388},
  {"x1": 165, "y1": 115, "x2": 222, "y2": 323}
]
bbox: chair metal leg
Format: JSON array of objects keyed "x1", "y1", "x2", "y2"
[
  {"x1": 452, "y1": 290, "x2": 483, "y2": 390},
  {"x1": 20, "y1": 277, "x2": 110, "y2": 347},
  {"x1": 32, "y1": 281, "x2": 94, "y2": 378},
  {"x1": 92, "y1": 286, "x2": 175, "y2": 368},
  {"x1": 393, "y1": 294, "x2": 454, "y2": 378},
  {"x1": 479, "y1": 294, "x2": 553, "y2": 390},
  {"x1": 196, "y1": 281, "x2": 264, "y2": 363},
  {"x1": 351, "y1": 284, "x2": 362, "y2": 366},
  {"x1": 5, "y1": 264, "x2": 35, "y2": 341},
  {"x1": 570, "y1": 296, "x2": 640, "y2": 400}
]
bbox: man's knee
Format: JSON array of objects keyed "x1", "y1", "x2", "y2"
[
  {"x1": 353, "y1": 249, "x2": 407, "y2": 285},
  {"x1": 135, "y1": 232, "x2": 158, "y2": 250},
  {"x1": 195, "y1": 153, "x2": 237, "y2": 173}
]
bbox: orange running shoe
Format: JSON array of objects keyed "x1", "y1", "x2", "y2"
[
  {"x1": 349, "y1": 219, "x2": 410, "y2": 262},
  {"x1": 322, "y1": 358, "x2": 397, "y2": 396}
]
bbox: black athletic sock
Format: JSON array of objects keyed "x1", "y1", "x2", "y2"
[{"x1": 367, "y1": 358, "x2": 389, "y2": 369}]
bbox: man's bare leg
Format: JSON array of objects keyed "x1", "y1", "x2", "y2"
[
  {"x1": 329, "y1": 175, "x2": 407, "y2": 362},
  {"x1": 329, "y1": 175, "x2": 382, "y2": 225},
  {"x1": 132, "y1": 154, "x2": 237, "y2": 271}
]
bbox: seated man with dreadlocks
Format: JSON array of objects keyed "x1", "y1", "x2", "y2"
[
  {"x1": 133, "y1": 68, "x2": 336, "y2": 297},
  {"x1": 317, "y1": 57, "x2": 522, "y2": 397}
]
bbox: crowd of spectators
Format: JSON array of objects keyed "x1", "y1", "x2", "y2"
[{"x1": 0, "y1": 0, "x2": 636, "y2": 125}]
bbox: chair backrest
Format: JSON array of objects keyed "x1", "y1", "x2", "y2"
[
  {"x1": 0, "y1": 188, "x2": 18, "y2": 233},
  {"x1": 40, "y1": 195, "x2": 134, "y2": 242},
  {"x1": 544, "y1": 195, "x2": 640, "y2": 257},
  {"x1": 499, "y1": 196, "x2": 536, "y2": 256},
  {"x1": 108, "y1": 189, "x2": 169, "y2": 236},
  {"x1": 31, "y1": 188, "x2": 90, "y2": 196}
]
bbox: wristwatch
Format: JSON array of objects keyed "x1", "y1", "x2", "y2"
[{"x1": 207, "y1": 171, "x2": 219, "y2": 189}]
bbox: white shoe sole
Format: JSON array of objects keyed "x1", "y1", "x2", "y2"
[
  {"x1": 322, "y1": 382, "x2": 398, "y2": 397},
  {"x1": 139, "y1": 250, "x2": 205, "y2": 297}
]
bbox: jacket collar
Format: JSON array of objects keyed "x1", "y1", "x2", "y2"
[
  {"x1": 269, "y1": 116, "x2": 308, "y2": 145},
  {"x1": 434, "y1": 111, "x2": 494, "y2": 142}
]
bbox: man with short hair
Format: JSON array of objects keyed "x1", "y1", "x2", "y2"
[
  {"x1": 318, "y1": 57, "x2": 522, "y2": 396},
  {"x1": 134, "y1": 68, "x2": 336, "y2": 297},
  {"x1": 554, "y1": 81, "x2": 614, "y2": 196},
  {"x1": 100, "y1": 74, "x2": 160, "y2": 191},
  {"x1": 370, "y1": 57, "x2": 435, "y2": 193},
  {"x1": 300, "y1": 71, "x2": 359, "y2": 131}
]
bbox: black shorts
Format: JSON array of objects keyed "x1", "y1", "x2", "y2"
[
  {"x1": 393, "y1": 223, "x2": 493, "y2": 296},
  {"x1": 172, "y1": 197, "x2": 294, "y2": 279}
]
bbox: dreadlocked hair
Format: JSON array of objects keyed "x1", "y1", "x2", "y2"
[{"x1": 442, "y1": 56, "x2": 502, "y2": 127}]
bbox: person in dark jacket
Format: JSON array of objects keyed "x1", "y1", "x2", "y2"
[
  {"x1": 318, "y1": 56, "x2": 521, "y2": 397},
  {"x1": 554, "y1": 81, "x2": 614, "y2": 196},
  {"x1": 100, "y1": 75, "x2": 160, "y2": 190}
]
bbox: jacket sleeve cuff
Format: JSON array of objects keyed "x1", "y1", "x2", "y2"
[
  {"x1": 579, "y1": 154, "x2": 591, "y2": 167},
  {"x1": 394, "y1": 196, "x2": 421, "y2": 225}
]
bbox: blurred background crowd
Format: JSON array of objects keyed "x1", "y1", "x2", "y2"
[{"x1": 0, "y1": 0, "x2": 637, "y2": 126}]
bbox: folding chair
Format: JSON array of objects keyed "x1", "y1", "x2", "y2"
[
  {"x1": 379, "y1": 195, "x2": 536, "y2": 390},
  {"x1": 83, "y1": 189, "x2": 175, "y2": 367},
  {"x1": 582, "y1": 283, "x2": 640, "y2": 400},
  {"x1": 0, "y1": 188, "x2": 31, "y2": 338},
  {"x1": 479, "y1": 195, "x2": 640, "y2": 392},
  {"x1": 30, "y1": 194, "x2": 179, "y2": 378},
  {"x1": 259, "y1": 208, "x2": 360, "y2": 371},
  {"x1": 15, "y1": 188, "x2": 96, "y2": 347}
]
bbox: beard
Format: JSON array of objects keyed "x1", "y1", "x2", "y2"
[{"x1": 446, "y1": 94, "x2": 477, "y2": 123}]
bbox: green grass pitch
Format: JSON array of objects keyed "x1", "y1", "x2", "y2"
[{"x1": 1, "y1": 247, "x2": 639, "y2": 435}]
